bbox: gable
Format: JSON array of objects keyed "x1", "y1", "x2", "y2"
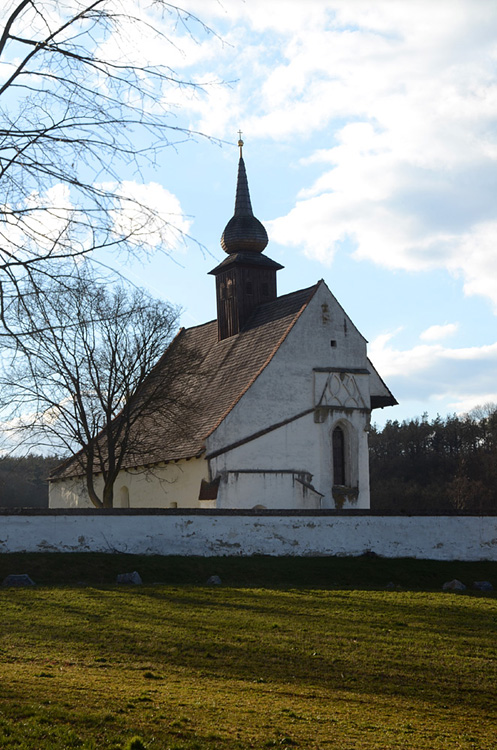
[{"x1": 206, "y1": 281, "x2": 371, "y2": 452}]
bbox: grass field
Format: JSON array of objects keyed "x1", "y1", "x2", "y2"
[{"x1": 1, "y1": 554, "x2": 497, "y2": 750}]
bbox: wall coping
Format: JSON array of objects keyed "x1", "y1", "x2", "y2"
[{"x1": 0, "y1": 508, "x2": 495, "y2": 517}]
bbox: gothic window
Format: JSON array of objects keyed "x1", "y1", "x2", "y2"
[
  {"x1": 118, "y1": 486, "x2": 130, "y2": 508},
  {"x1": 332, "y1": 426, "x2": 346, "y2": 485}
]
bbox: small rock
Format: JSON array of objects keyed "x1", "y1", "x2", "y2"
[
  {"x1": 473, "y1": 581, "x2": 493, "y2": 592},
  {"x1": 2, "y1": 574, "x2": 36, "y2": 587},
  {"x1": 206, "y1": 575, "x2": 222, "y2": 586},
  {"x1": 442, "y1": 579, "x2": 466, "y2": 592},
  {"x1": 116, "y1": 571, "x2": 142, "y2": 585},
  {"x1": 385, "y1": 582, "x2": 403, "y2": 591}
]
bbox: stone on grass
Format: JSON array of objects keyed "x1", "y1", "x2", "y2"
[
  {"x1": 473, "y1": 581, "x2": 493, "y2": 592},
  {"x1": 442, "y1": 579, "x2": 466, "y2": 592},
  {"x1": 206, "y1": 575, "x2": 222, "y2": 586},
  {"x1": 116, "y1": 571, "x2": 142, "y2": 585},
  {"x1": 2, "y1": 574, "x2": 35, "y2": 587},
  {"x1": 384, "y1": 582, "x2": 402, "y2": 591}
]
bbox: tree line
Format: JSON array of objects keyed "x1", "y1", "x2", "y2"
[
  {"x1": 369, "y1": 406, "x2": 497, "y2": 513},
  {"x1": 0, "y1": 454, "x2": 62, "y2": 508}
]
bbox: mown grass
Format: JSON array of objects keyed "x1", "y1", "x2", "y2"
[{"x1": 1, "y1": 555, "x2": 497, "y2": 749}]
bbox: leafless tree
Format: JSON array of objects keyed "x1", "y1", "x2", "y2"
[
  {"x1": 0, "y1": 0, "x2": 219, "y2": 327},
  {"x1": 0, "y1": 265, "x2": 196, "y2": 507}
]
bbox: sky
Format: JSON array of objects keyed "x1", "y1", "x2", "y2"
[{"x1": 10, "y1": 0, "x2": 497, "y2": 429}]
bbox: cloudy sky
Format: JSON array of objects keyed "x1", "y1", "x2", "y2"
[{"x1": 107, "y1": 0, "x2": 497, "y2": 427}]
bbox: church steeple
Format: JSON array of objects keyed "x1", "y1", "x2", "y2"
[
  {"x1": 209, "y1": 138, "x2": 283, "y2": 341},
  {"x1": 220, "y1": 141, "x2": 268, "y2": 254}
]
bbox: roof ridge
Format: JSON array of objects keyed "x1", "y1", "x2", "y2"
[
  {"x1": 256, "y1": 282, "x2": 319, "y2": 306},
  {"x1": 182, "y1": 318, "x2": 217, "y2": 332}
]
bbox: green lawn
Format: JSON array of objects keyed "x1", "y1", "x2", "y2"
[{"x1": 1, "y1": 555, "x2": 497, "y2": 749}]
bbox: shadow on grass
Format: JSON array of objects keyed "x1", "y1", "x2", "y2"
[
  {"x1": 2, "y1": 552, "x2": 497, "y2": 590},
  {"x1": 2, "y1": 584, "x2": 497, "y2": 716}
]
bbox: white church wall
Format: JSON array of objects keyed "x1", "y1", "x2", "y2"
[
  {"x1": 49, "y1": 457, "x2": 208, "y2": 509},
  {"x1": 207, "y1": 283, "x2": 372, "y2": 509},
  {"x1": 208, "y1": 283, "x2": 368, "y2": 454},
  {"x1": 215, "y1": 470, "x2": 322, "y2": 510},
  {"x1": 209, "y1": 410, "x2": 370, "y2": 509},
  {"x1": 2, "y1": 511, "x2": 497, "y2": 561}
]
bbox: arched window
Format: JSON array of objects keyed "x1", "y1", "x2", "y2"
[
  {"x1": 118, "y1": 486, "x2": 130, "y2": 508},
  {"x1": 332, "y1": 426, "x2": 346, "y2": 485}
]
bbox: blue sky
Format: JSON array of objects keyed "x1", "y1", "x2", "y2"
[{"x1": 40, "y1": 0, "x2": 497, "y2": 427}]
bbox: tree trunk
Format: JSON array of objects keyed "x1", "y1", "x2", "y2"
[
  {"x1": 102, "y1": 482, "x2": 114, "y2": 509},
  {"x1": 85, "y1": 461, "x2": 103, "y2": 509}
]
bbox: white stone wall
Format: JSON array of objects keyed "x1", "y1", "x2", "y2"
[
  {"x1": 2, "y1": 512, "x2": 497, "y2": 561},
  {"x1": 215, "y1": 471, "x2": 323, "y2": 510},
  {"x1": 49, "y1": 457, "x2": 209, "y2": 509}
]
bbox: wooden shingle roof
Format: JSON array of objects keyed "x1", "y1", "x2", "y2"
[{"x1": 52, "y1": 283, "x2": 319, "y2": 479}]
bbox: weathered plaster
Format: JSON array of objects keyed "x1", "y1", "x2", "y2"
[{"x1": 1, "y1": 512, "x2": 497, "y2": 561}]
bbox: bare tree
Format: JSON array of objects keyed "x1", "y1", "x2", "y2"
[
  {"x1": 0, "y1": 265, "x2": 196, "y2": 507},
  {"x1": 0, "y1": 0, "x2": 219, "y2": 325}
]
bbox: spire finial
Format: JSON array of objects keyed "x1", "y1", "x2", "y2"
[
  {"x1": 220, "y1": 139, "x2": 268, "y2": 255},
  {"x1": 237, "y1": 129, "x2": 244, "y2": 158}
]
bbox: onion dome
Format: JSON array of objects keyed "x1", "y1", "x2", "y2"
[{"x1": 220, "y1": 139, "x2": 268, "y2": 255}]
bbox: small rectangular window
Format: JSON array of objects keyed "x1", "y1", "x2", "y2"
[
  {"x1": 246, "y1": 281, "x2": 253, "y2": 294},
  {"x1": 330, "y1": 340, "x2": 337, "y2": 347},
  {"x1": 262, "y1": 283, "x2": 269, "y2": 296}
]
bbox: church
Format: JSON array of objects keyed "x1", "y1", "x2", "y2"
[{"x1": 49, "y1": 140, "x2": 396, "y2": 510}]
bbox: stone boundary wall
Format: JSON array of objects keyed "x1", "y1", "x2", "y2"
[{"x1": 1, "y1": 510, "x2": 497, "y2": 560}]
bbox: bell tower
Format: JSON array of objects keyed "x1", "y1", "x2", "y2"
[{"x1": 209, "y1": 136, "x2": 283, "y2": 340}]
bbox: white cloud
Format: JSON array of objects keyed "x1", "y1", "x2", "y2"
[
  {"x1": 0, "y1": 183, "x2": 76, "y2": 261},
  {"x1": 174, "y1": 0, "x2": 497, "y2": 308},
  {"x1": 369, "y1": 328, "x2": 497, "y2": 415},
  {"x1": 447, "y1": 393, "x2": 497, "y2": 415},
  {"x1": 420, "y1": 323, "x2": 459, "y2": 342},
  {"x1": 104, "y1": 181, "x2": 191, "y2": 253}
]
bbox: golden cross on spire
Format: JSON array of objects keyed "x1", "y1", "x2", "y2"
[{"x1": 237, "y1": 129, "x2": 244, "y2": 157}]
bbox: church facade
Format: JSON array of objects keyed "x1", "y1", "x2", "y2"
[{"x1": 49, "y1": 144, "x2": 396, "y2": 510}]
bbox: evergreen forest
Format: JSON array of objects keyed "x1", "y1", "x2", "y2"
[
  {"x1": 370, "y1": 406, "x2": 497, "y2": 513},
  {"x1": 0, "y1": 455, "x2": 63, "y2": 508}
]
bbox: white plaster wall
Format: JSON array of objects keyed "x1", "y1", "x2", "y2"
[
  {"x1": 216, "y1": 472, "x2": 322, "y2": 510},
  {"x1": 2, "y1": 513, "x2": 497, "y2": 561},
  {"x1": 207, "y1": 282, "x2": 372, "y2": 509},
  {"x1": 49, "y1": 458, "x2": 209, "y2": 509},
  {"x1": 210, "y1": 410, "x2": 370, "y2": 509},
  {"x1": 208, "y1": 282, "x2": 369, "y2": 454}
]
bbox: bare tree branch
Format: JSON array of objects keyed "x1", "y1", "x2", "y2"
[
  {"x1": 0, "y1": 263, "x2": 199, "y2": 507},
  {"x1": 0, "y1": 0, "x2": 223, "y2": 323}
]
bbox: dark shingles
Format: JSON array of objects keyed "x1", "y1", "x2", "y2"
[{"x1": 52, "y1": 284, "x2": 319, "y2": 478}]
